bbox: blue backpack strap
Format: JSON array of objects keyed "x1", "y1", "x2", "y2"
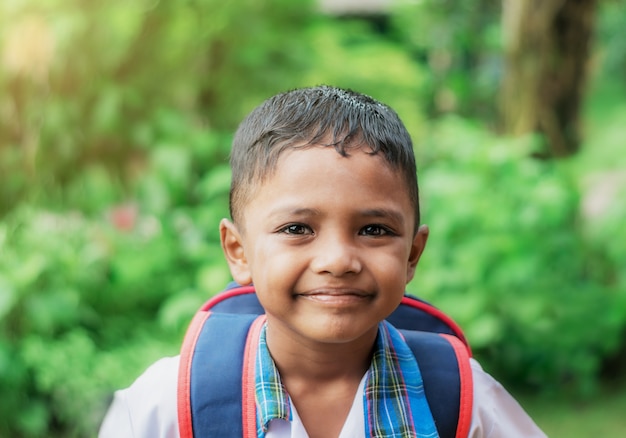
[
  {"x1": 391, "y1": 295, "x2": 471, "y2": 354},
  {"x1": 401, "y1": 330, "x2": 473, "y2": 438},
  {"x1": 178, "y1": 311, "x2": 257, "y2": 438}
]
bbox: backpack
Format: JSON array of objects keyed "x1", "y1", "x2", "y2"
[{"x1": 178, "y1": 284, "x2": 473, "y2": 438}]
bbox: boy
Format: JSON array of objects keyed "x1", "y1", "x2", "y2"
[{"x1": 100, "y1": 86, "x2": 546, "y2": 437}]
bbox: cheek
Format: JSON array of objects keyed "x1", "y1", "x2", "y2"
[
  {"x1": 248, "y1": 241, "x2": 300, "y2": 283},
  {"x1": 374, "y1": 250, "x2": 414, "y2": 289},
  {"x1": 375, "y1": 245, "x2": 411, "y2": 270}
]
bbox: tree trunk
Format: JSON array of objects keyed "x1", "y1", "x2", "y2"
[{"x1": 500, "y1": 0, "x2": 597, "y2": 157}]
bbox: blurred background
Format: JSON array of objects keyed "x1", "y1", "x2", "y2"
[{"x1": 1, "y1": 0, "x2": 625, "y2": 436}]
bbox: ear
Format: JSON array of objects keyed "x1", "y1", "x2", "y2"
[
  {"x1": 406, "y1": 225, "x2": 429, "y2": 283},
  {"x1": 220, "y1": 218, "x2": 252, "y2": 285}
]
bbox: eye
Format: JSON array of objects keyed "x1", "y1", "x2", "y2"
[
  {"x1": 279, "y1": 224, "x2": 313, "y2": 235},
  {"x1": 359, "y1": 224, "x2": 393, "y2": 236}
]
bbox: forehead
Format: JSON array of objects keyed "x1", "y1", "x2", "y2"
[{"x1": 242, "y1": 146, "x2": 414, "y2": 220}]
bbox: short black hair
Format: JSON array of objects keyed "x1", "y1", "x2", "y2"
[{"x1": 229, "y1": 85, "x2": 420, "y2": 230}]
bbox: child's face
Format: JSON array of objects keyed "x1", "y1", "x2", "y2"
[{"x1": 220, "y1": 145, "x2": 428, "y2": 347}]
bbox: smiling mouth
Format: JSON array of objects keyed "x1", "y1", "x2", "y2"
[{"x1": 296, "y1": 289, "x2": 373, "y2": 304}]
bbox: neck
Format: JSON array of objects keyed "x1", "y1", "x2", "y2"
[{"x1": 264, "y1": 319, "x2": 378, "y2": 384}]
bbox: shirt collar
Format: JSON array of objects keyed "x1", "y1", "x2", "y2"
[
  {"x1": 365, "y1": 321, "x2": 438, "y2": 438},
  {"x1": 255, "y1": 323, "x2": 291, "y2": 436}
]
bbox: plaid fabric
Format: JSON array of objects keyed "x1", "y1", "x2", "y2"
[
  {"x1": 255, "y1": 324, "x2": 291, "y2": 437},
  {"x1": 365, "y1": 321, "x2": 438, "y2": 438},
  {"x1": 254, "y1": 322, "x2": 438, "y2": 438}
]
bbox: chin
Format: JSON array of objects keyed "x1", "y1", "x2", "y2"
[{"x1": 307, "y1": 322, "x2": 378, "y2": 345}]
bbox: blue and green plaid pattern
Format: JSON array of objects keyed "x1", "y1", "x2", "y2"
[
  {"x1": 255, "y1": 324, "x2": 291, "y2": 437},
  {"x1": 364, "y1": 321, "x2": 438, "y2": 438},
  {"x1": 254, "y1": 322, "x2": 438, "y2": 437}
]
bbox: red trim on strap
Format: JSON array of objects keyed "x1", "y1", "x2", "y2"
[
  {"x1": 401, "y1": 296, "x2": 472, "y2": 356},
  {"x1": 177, "y1": 310, "x2": 213, "y2": 438},
  {"x1": 242, "y1": 315, "x2": 266, "y2": 438},
  {"x1": 201, "y1": 285, "x2": 257, "y2": 311},
  {"x1": 440, "y1": 334, "x2": 474, "y2": 438}
]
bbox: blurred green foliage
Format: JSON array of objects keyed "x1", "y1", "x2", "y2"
[
  {"x1": 0, "y1": 0, "x2": 314, "y2": 215},
  {"x1": 1, "y1": 0, "x2": 625, "y2": 436},
  {"x1": 391, "y1": 0, "x2": 502, "y2": 119},
  {"x1": 408, "y1": 116, "x2": 626, "y2": 393}
]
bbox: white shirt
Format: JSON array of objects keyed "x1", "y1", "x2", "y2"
[{"x1": 99, "y1": 356, "x2": 546, "y2": 438}]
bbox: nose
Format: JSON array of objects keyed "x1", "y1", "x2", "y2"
[{"x1": 309, "y1": 234, "x2": 362, "y2": 277}]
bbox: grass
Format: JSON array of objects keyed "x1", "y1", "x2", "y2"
[{"x1": 513, "y1": 383, "x2": 626, "y2": 437}]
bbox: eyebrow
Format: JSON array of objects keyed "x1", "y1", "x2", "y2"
[
  {"x1": 359, "y1": 208, "x2": 405, "y2": 225},
  {"x1": 268, "y1": 206, "x2": 405, "y2": 224},
  {"x1": 267, "y1": 207, "x2": 322, "y2": 219}
]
